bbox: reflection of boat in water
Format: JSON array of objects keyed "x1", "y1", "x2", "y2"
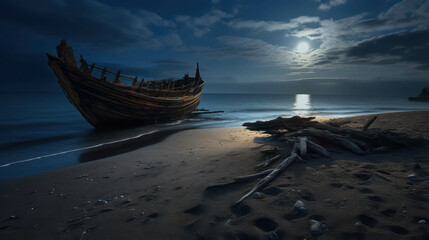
[
  {"x1": 409, "y1": 87, "x2": 429, "y2": 101},
  {"x1": 47, "y1": 40, "x2": 204, "y2": 129}
]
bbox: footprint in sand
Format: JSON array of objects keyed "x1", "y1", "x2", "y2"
[
  {"x1": 126, "y1": 216, "x2": 136, "y2": 223},
  {"x1": 297, "y1": 189, "x2": 315, "y2": 201},
  {"x1": 367, "y1": 195, "x2": 384, "y2": 202},
  {"x1": 139, "y1": 195, "x2": 156, "y2": 202},
  {"x1": 381, "y1": 209, "x2": 396, "y2": 217},
  {"x1": 262, "y1": 187, "x2": 282, "y2": 196},
  {"x1": 341, "y1": 232, "x2": 365, "y2": 240},
  {"x1": 284, "y1": 209, "x2": 308, "y2": 221},
  {"x1": 359, "y1": 188, "x2": 373, "y2": 194},
  {"x1": 353, "y1": 172, "x2": 372, "y2": 181},
  {"x1": 358, "y1": 214, "x2": 377, "y2": 228},
  {"x1": 310, "y1": 214, "x2": 326, "y2": 221},
  {"x1": 142, "y1": 213, "x2": 159, "y2": 223},
  {"x1": 235, "y1": 231, "x2": 259, "y2": 240},
  {"x1": 331, "y1": 183, "x2": 343, "y2": 188},
  {"x1": 184, "y1": 204, "x2": 205, "y2": 215},
  {"x1": 387, "y1": 225, "x2": 409, "y2": 235},
  {"x1": 230, "y1": 204, "x2": 252, "y2": 218},
  {"x1": 253, "y1": 217, "x2": 278, "y2": 232}
]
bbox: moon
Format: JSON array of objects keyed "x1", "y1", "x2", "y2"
[{"x1": 296, "y1": 42, "x2": 310, "y2": 53}]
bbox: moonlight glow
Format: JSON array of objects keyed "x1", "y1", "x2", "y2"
[{"x1": 296, "y1": 42, "x2": 310, "y2": 53}]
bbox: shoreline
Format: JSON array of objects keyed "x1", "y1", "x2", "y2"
[
  {"x1": 1, "y1": 111, "x2": 428, "y2": 239},
  {"x1": 2, "y1": 110, "x2": 429, "y2": 180}
]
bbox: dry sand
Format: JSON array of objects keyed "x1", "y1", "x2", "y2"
[{"x1": 1, "y1": 111, "x2": 429, "y2": 240}]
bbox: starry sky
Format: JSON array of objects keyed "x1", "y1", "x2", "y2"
[{"x1": 1, "y1": 0, "x2": 428, "y2": 95}]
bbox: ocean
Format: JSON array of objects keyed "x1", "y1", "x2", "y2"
[{"x1": 1, "y1": 92, "x2": 428, "y2": 180}]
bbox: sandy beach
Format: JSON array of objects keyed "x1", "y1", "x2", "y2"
[{"x1": 1, "y1": 111, "x2": 429, "y2": 240}]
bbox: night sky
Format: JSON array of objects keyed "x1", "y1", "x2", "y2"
[{"x1": 1, "y1": 0, "x2": 428, "y2": 95}]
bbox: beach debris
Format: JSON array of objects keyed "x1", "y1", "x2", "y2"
[
  {"x1": 293, "y1": 200, "x2": 304, "y2": 210},
  {"x1": 99, "y1": 207, "x2": 114, "y2": 213},
  {"x1": 256, "y1": 154, "x2": 281, "y2": 169},
  {"x1": 362, "y1": 116, "x2": 377, "y2": 131},
  {"x1": 307, "y1": 139, "x2": 330, "y2": 157},
  {"x1": 5, "y1": 216, "x2": 17, "y2": 221},
  {"x1": 299, "y1": 137, "x2": 308, "y2": 158},
  {"x1": 205, "y1": 169, "x2": 274, "y2": 190},
  {"x1": 95, "y1": 199, "x2": 107, "y2": 205},
  {"x1": 245, "y1": 115, "x2": 427, "y2": 154},
  {"x1": 210, "y1": 115, "x2": 428, "y2": 207},
  {"x1": 234, "y1": 152, "x2": 302, "y2": 206},
  {"x1": 407, "y1": 173, "x2": 417, "y2": 179},
  {"x1": 75, "y1": 174, "x2": 89, "y2": 179},
  {"x1": 253, "y1": 192, "x2": 265, "y2": 199},
  {"x1": 309, "y1": 219, "x2": 323, "y2": 236},
  {"x1": 267, "y1": 231, "x2": 279, "y2": 240}
]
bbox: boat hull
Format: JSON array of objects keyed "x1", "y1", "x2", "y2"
[{"x1": 47, "y1": 55, "x2": 203, "y2": 129}]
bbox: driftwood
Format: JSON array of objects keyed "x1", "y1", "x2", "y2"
[
  {"x1": 307, "y1": 140, "x2": 330, "y2": 157},
  {"x1": 206, "y1": 115, "x2": 428, "y2": 207},
  {"x1": 299, "y1": 137, "x2": 308, "y2": 158},
  {"x1": 362, "y1": 116, "x2": 377, "y2": 131},
  {"x1": 255, "y1": 154, "x2": 281, "y2": 169},
  {"x1": 205, "y1": 169, "x2": 274, "y2": 190},
  {"x1": 234, "y1": 153, "x2": 302, "y2": 206}
]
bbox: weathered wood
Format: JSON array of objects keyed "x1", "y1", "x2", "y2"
[
  {"x1": 243, "y1": 116, "x2": 318, "y2": 133},
  {"x1": 362, "y1": 116, "x2": 377, "y2": 131},
  {"x1": 307, "y1": 140, "x2": 330, "y2": 158},
  {"x1": 256, "y1": 154, "x2": 281, "y2": 168},
  {"x1": 114, "y1": 70, "x2": 121, "y2": 84},
  {"x1": 234, "y1": 153, "x2": 302, "y2": 206},
  {"x1": 332, "y1": 135, "x2": 365, "y2": 155},
  {"x1": 80, "y1": 55, "x2": 89, "y2": 72},
  {"x1": 47, "y1": 40, "x2": 205, "y2": 129},
  {"x1": 205, "y1": 169, "x2": 275, "y2": 190},
  {"x1": 284, "y1": 128, "x2": 365, "y2": 155},
  {"x1": 299, "y1": 137, "x2": 307, "y2": 158},
  {"x1": 132, "y1": 76, "x2": 138, "y2": 87},
  {"x1": 100, "y1": 67, "x2": 107, "y2": 80},
  {"x1": 56, "y1": 39, "x2": 77, "y2": 67},
  {"x1": 89, "y1": 63, "x2": 95, "y2": 74}
]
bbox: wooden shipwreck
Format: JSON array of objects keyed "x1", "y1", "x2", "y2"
[{"x1": 47, "y1": 40, "x2": 204, "y2": 129}]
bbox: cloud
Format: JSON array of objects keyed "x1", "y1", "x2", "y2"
[
  {"x1": 345, "y1": 28, "x2": 429, "y2": 69},
  {"x1": 227, "y1": 16, "x2": 320, "y2": 32},
  {"x1": 289, "y1": 0, "x2": 429, "y2": 70},
  {"x1": 205, "y1": 36, "x2": 294, "y2": 65},
  {"x1": 0, "y1": 0, "x2": 177, "y2": 48},
  {"x1": 317, "y1": 0, "x2": 347, "y2": 10},
  {"x1": 212, "y1": 0, "x2": 220, "y2": 4},
  {"x1": 176, "y1": 9, "x2": 234, "y2": 37}
]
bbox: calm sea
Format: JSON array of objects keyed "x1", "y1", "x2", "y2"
[{"x1": 1, "y1": 92, "x2": 428, "y2": 180}]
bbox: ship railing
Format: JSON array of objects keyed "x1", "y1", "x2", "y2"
[{"x1": 80, "y1": 57, "x2": 201, "y2": 92}]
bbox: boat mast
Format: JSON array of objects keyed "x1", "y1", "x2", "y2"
[
  {"x1": 56, "y1": 39, "x2": 77, "y2": 67},
  {"x1": 195, "y1": 62, "x2": 200, "y2": 80}
]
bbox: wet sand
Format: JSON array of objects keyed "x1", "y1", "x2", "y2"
[{"x1": 1, "y1": 111, "x2": 429, "y2": 240}]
